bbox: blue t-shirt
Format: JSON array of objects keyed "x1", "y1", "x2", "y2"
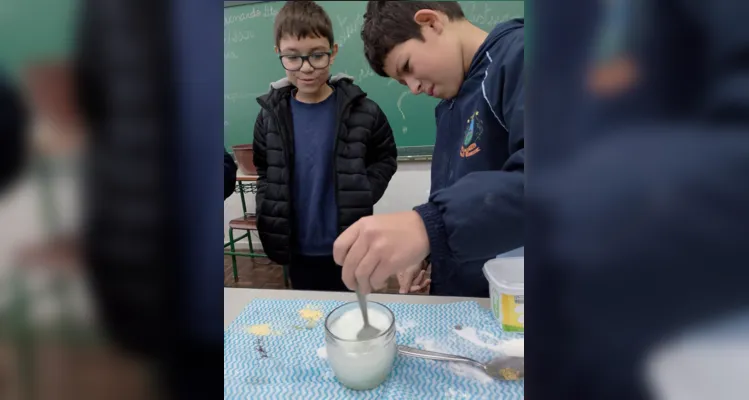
[{"x1": 290, "y1": 89, "x2": 339, "y2": 255}]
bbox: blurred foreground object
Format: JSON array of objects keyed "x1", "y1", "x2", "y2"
[
  {"x1": 528, "y1": 0, "x2": 749, "y2": 399},
  {"x1": 24, "y1": 62, "x2": 85, "y2": 157},
  {"x1": 0, "y1": 246, "x2": 158, "y2": 400},
  {"x1": 0, "y1": 71, "x2": 27, "y2": 193},
  {"x1": 645, "y1": 313, "x2": 749, "y2": 400}
]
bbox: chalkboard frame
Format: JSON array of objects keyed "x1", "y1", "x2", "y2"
[
  {"x1": 224, "y1": 1, "x2": 276, "y2": 7},
  {"x1": 223, "y1": 0, "x2": 437, "y2": 161}
]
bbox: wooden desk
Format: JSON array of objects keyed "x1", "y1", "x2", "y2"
[{"x1": 236, "y1": 173, "x2": 258, "y2": 182}]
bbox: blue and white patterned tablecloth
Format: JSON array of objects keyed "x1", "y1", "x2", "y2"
[{"x1": 225, "y1": 299, "x2": 524, "y2": 399}]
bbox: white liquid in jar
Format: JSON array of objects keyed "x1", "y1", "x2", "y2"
[
  {"x1": 329, "y1": 307, "x2": 391, "y2": 340},
  {"x1": 326, "y1": 306, "x2": 396, "y2": 390}
]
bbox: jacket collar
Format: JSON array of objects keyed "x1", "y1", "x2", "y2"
[{"x1": 257, "y1": 73, "x2": 364, "y2": 109}]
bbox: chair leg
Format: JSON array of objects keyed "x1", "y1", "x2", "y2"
[
  {"x1": 229, "y1": 228, "x2": 239, "y2": 282},
  {"x1": 282, "y1": 264, "x2": 290, "y2": 288},
  {"x1": 247, "y1": 230, "x2": 254, "y2": 255}
]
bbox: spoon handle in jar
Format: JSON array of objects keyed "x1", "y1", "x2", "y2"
[
  {"x1": 398, "y1": 346, "x2": 484, "y2": 369},
  {"x1": 355, "y1": 288, "x2": 370, "y2": 327}
]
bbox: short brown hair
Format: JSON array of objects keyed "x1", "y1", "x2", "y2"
[
  {"x1": 361, "y1": 1, "x2": 465, "y2": 77},
  {"x1": 274, "y1": 1, "x2": 334, "y2": 48}
]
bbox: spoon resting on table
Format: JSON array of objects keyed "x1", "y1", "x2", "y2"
[{"x1": 398, "y1": 345, "x2": 524, "y2": 381}]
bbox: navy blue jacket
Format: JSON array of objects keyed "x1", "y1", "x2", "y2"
[{"x1": 414, "y1": 19, "x2": 524, "y2": 297}]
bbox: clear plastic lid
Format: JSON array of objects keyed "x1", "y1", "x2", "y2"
[{"x1": 483, "y1": 257, "x2": 524, "y2": 294}]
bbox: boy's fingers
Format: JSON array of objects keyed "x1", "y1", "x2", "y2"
[
  {"x1": 355, "y1": 250, "x2": 379, "y2": 295},
  {"x1": 340, "y1": 237, "x2": 367, "y2": 291},
  {"x1": 333, "y1": 222, "x2": 360, "y2": 266},
  {"x1": 399, "y1": 269, "x2": 414, "y2": 293},
  {"x1": 411, "y1": 279, "x2": 431, "y2": 293},
  {"x1": 414, "y1": 269, "x2": 426, "y2": 285}
]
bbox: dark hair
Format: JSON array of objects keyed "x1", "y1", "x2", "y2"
[
  {"x1": 361, "y1": 1, "x2": 465, "y2": 77},
  {"x1": 274, "y1": 1, "x2": 334, "y2": 48}
]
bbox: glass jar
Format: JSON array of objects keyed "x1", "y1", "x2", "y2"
[{"x1": 324, "y1": 301, "x2": 397, "y2": 390}]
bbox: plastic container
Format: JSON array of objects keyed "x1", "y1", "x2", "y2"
[
  {"x1": 483, "y1": 257, "x2": 524, "y2": 333},
  {"x1": 231, "y1": 144, "x2": 257, "y2": 175},
  {"x1": 324, "y1": 301, "x2": 397, "y2": 390}
]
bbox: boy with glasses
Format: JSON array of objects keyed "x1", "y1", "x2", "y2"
[{"x1": 253, "y1": 1, "x2": 397, "y2": 291}]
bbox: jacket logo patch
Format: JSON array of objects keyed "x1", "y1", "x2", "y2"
[{"x1": 460, "y1": 111, "x2": 483, "y2": 158}]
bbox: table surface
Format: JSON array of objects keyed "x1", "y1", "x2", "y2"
[{"x1": 224, "y1": 288, "x2": 489, "y2": 329}]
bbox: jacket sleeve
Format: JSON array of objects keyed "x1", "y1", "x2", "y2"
[
  {"x1": 223, "y1": 150, "x2": 237, "y2": 200},
  {"x1": 252, "y1": 111, "x2": 267, "y2": 213},
  {"x1": 365, "y1": 104, "x2": 398, "y2": 204},
  {"x1": 414, "y1": 27, "x2": 525, "y2": 266}
]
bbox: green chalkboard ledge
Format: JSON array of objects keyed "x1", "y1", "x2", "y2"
[{"x1": 398, "y1": 146, "x2": 433, "y2": 162}]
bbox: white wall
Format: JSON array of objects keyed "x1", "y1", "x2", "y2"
[{"x1": 224, "y1": 161, "x2": 431, "y2": 247}]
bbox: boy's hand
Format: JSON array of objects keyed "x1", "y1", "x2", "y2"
[
  {"x1": 333, "y1": 211, "x2": 430, "y2": 294},
  {"x1": 397, "y1": 261, "x2": 431, "y2": 294}
]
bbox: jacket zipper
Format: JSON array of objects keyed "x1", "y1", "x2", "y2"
[{"x1": 445, "y1": 99, "x2": 457, "y2": 184}]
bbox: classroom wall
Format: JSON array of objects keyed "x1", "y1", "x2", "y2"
[{"x1": 224, "y1": 161, "x2": 431, "y2": 248}]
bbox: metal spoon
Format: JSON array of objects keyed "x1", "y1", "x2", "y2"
[
  {"x1": 355, "y1": 288, "x2": 381, "y2": 341},
  {"x1": 398, "y1": 345, "x2": 524, "y2": 381}
]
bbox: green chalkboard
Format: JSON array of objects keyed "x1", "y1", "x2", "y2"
[
  {"x1": 0, "y1": 0, "x2": 79, "y2": 81},
  {"x1": 224, "y1": 1, "x2": 524, "y2": 160}
]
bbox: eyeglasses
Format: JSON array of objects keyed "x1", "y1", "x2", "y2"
[{"x1": 279, "y1": 52, "x2": 332, "y2": 71}]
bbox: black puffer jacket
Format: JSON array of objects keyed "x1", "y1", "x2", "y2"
[{"x1": 253, "y1": 74, "x2": 397, "y2": 265}]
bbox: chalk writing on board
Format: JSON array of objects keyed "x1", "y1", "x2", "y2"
[
  {"x1": 225, "y1": 30, "x2": 255, "y2": 44},
  {"x1": 225, "y1": 92, "x2": 265, "y2": 103},
  {"x1": 357, "y1": 63, "x2": 376, "y2": 83},
  {"x1": 261, "y1": 4, "x2": 279, "y2": 19},
  {"x1": 224, "y1": 8, "x2": 262, "y2": 25},
  {"x1": 224, "y1": 4, "x2": 279, "y2": 26},
  {"x1": 225, "y1": 51, "x2": 239, "y2": 60},
  {"x1": 397, "y1": 90, "x2": 410, "y2": 134},
  {"x1": 335, "y1": 14, "x2": 364, "y2": 48},
  {"x1": 396, "y1": 91, "x2": 409, "y2": 120},
  {"x1": 462, "y1": 1, "x2": 522, "y2": 27}
]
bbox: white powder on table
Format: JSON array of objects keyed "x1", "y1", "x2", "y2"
[
  {"x1": 414, "y1": 337, "x2": 494, "y2": 385},
  {"x1": 316, "y1": 346, "x2": 327, "y2": 359},
  {"x1": 396, "y1": 319, "x2": 418, "y2": 334},
  {"x1": 453, "y1": 326, "x2": 524, "y2": 357}
]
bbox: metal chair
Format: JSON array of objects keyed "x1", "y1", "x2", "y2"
[{"x1": 224, "y1": 178, "x2": 289, "y2": 287}]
